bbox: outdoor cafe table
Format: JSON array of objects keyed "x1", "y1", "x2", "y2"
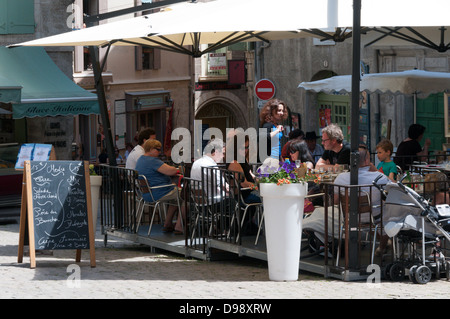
[{"x1": 410, "y1": 163, "x2": 450, "y2": 175}]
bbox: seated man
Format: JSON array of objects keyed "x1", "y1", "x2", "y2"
[
  {"x1": 191, "y1": 138, "x2": 229, "y2": 202},
  {"x1": 303, "y1": 149, "x2": 390, "y2": 250},
  {"x1": 315, "y1": 123, "x2": 350, "y2": 171},
  {"x1": 126, "y1": 128, "x2": 156, "y2": 170},
  {"x1": 135, "y1": 139, "x2": 184, "y2": 234},
  {"x1": 333, "y1": 148, "x2": 390, "y2": 223}
]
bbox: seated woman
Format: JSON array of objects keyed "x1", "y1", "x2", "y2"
[
  {"x1": 289, "y1": 139, "x2": 314, "y2": 170},
  {"x1": 290, "y1": 139, "x2": 320, "y2": 207},
  {"x1": 226, "y1": 135, "x2": 261, "y2": 204},
  {"x1": 135, "y1": 139, "x2": 185, "y2": 234}
]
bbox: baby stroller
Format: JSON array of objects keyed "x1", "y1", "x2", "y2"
[{"x1": 373, "y1": 174, "x2": 450, "y2": 284}]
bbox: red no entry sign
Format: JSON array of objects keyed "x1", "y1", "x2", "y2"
[{"x1": 254, "y1": 79, "x2": 276, "y2": 100}]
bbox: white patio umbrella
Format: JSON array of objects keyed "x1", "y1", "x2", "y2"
[
  {"x1": 13, "y1": 0, "x2": 450, "y2": 56},
  {"x1": 362, "y1": 26, "x2": 450, "y2": 53},
  {"x1": 298, "y1": 69, "x2": 450, "y2": 97},
  {"x1": 11, "y1": 0, "x2": 335, "y2": 57}
]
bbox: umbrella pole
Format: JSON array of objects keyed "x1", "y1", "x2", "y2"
[
  {"x1": 349, "y1": 0, "x2": 361, "y2": 271},
  {"x1": 89, "y1": 46, "x2": 117, "y2": 167}
]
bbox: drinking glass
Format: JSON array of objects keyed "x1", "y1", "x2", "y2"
[
  {"x1": 295, "y1": 160, "x2": 301, "y2": 168},
  {"x1": 342, "y1": 164, "x2": 349, "y2": 172}
]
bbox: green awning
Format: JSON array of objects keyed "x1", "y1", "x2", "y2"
[
  {"x1": 0, "y1": 47, "x2": 99, "y2": 119},
  {"x1": 0, "y1": 74, "x2": 21, "y2": 103}
]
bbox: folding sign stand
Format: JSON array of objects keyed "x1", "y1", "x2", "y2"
[{"x1": 17, "y1": 160, "x2": 96, "y2": 269}]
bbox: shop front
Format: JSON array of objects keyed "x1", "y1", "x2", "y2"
[
  {"x1": 0, "y1": 46, "x2": 100, "y2": 205},
  {"x1": 124, "y1": 90, "x2": 171, "y2": 147}
]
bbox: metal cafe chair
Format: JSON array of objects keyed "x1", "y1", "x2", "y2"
[
  {"x1": 226, "y1": 171, "x2": 263, "y2": 243},
  {"x1": 135, "y1": 174, "x2": 182, "y2": 236}
]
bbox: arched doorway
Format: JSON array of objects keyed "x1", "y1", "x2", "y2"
[
  {"x1": 196, "y1": 102, "x2": 236, "y2": 138},
  {"x1": 195, "y1": 91, "x2": 248, "y2": 139}
]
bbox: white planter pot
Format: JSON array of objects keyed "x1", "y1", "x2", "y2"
[
  {"x1": 89, "y1": 175, "x2": 102, "y2": 234},
  {"x1": 259, "y1": 182, "x2": 307, "y2": 281}
]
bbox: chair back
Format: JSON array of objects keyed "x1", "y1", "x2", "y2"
[
  {"x1": 136, "y1": 175, "x2": 156, "y2": 202},
  {"x1": 339, "y1": 190, "x2": 373, "y2": 223}
]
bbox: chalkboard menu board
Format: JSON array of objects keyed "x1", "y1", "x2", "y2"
[
  {"x1": 30, "y1": 161, "x2": 90, "y2": 249},
  {"x1": 18, "y1": 160, "x2": 96, "y2": 268}
]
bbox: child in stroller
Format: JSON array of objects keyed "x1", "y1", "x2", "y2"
[{"x1": 373, "y1": 174, "x2": 450, "y2": 284}]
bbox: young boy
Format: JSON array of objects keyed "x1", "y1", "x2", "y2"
[{"x1": 376, "y1": 139, "x2": 397, "y2": 182}]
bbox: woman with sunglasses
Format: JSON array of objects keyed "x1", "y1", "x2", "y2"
[
  {"x1": 135, "y1": 139, "x2": 185, "y2": 234},
  {"x1": 289, "y1": 139, "x2": 314, "y2": 170}
]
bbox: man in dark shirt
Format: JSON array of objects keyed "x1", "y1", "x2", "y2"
[
  {"x1": 394, "y1": 123, "x2": 431, "y2": 172},
  {"x1": 315, "y1": 123, "x2": 350, "y2": 170}
]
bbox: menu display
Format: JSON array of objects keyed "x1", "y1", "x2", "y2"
[
  {"x1": 30, "y1": 161, "x2": 90, "y2": 250},
  {"x1": 18, "y1": 160, "x2": 96, "y2": 268}
]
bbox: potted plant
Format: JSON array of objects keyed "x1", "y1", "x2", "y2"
[
  {"x1": 256, "y1": 158, "x2": 317, "y2": 281},
  {"x1": 89, "y1": 164, "x2": 102, "y2": 233}
]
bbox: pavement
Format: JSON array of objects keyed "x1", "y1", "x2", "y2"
[{"x1": 0, "y1": 206, "x2": 449, "y2": 302}]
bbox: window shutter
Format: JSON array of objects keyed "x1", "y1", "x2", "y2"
[
  {"x1": 153, "y1": 49, "x2": 161, "y2": 70},
  {"x1": 135, "y1": 47, "x2": 143, "y2": 71},
  {"x1": 0, "y1": 1, "x2": 7, "y2": 34},
  {"x1": 4, "y1": 0, "x2": 35, "y2": 34}
]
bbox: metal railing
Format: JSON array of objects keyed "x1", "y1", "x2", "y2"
[
  {"x1": 98, "y1": 165, "x2": 139, "y2": 234},
  {"x1": 319, "y1": 177, "x2": 449, "y2": 273},
  {"x1": 183, "y1": 166, "x2": 245, "y2": 252},
  {"x1": 96, "y1": 163, "x2": 448, "y2": 274},
  {"x1": 318, "y1": 183, "x2": 386, "y2": 272}
]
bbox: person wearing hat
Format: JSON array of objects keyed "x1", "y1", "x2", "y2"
[{"x1": 305, "y1": 131, "x2": 324, "y2": 165}]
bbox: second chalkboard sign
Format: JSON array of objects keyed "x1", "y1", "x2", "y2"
[{"x1": 18, "y1": 160, "x2": 96, "y2": 268}]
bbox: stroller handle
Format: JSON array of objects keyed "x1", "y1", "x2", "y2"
[{"x1": 372, "y1": 174, "x2": 387, "y2": 200}]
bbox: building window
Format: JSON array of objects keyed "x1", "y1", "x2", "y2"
[
  {"x1": 136, "y1": 46, "x2": 161, "y2": 70},
  {"x1": 317, "y1": 93, "x2": 350, "y2": 141},
  {"x1": 142, "y1": 47, "x2": 154, "y2": 70}
]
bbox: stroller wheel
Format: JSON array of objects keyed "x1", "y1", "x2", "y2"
[
  {"x1": 389, "y1": 263, "x2": 405, "y2": 282},
  {"x1": 415, "y1": 265, "x2": 432, "y2": 284},
  {"x1": 408, "y1": 265, "x2": 418, "y2": 284}
]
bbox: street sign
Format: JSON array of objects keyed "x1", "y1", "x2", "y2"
[{"x1": 255, "y1": 79, "x2": 275, "y2": 100}]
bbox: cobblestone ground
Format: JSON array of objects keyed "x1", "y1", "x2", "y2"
[{"x1": 0, "y1": 210, "x2": 449, "y2": 300}]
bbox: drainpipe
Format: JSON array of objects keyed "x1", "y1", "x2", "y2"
[{"x1": 255, "y1": 42, "x2": 271, "y2": 128}]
